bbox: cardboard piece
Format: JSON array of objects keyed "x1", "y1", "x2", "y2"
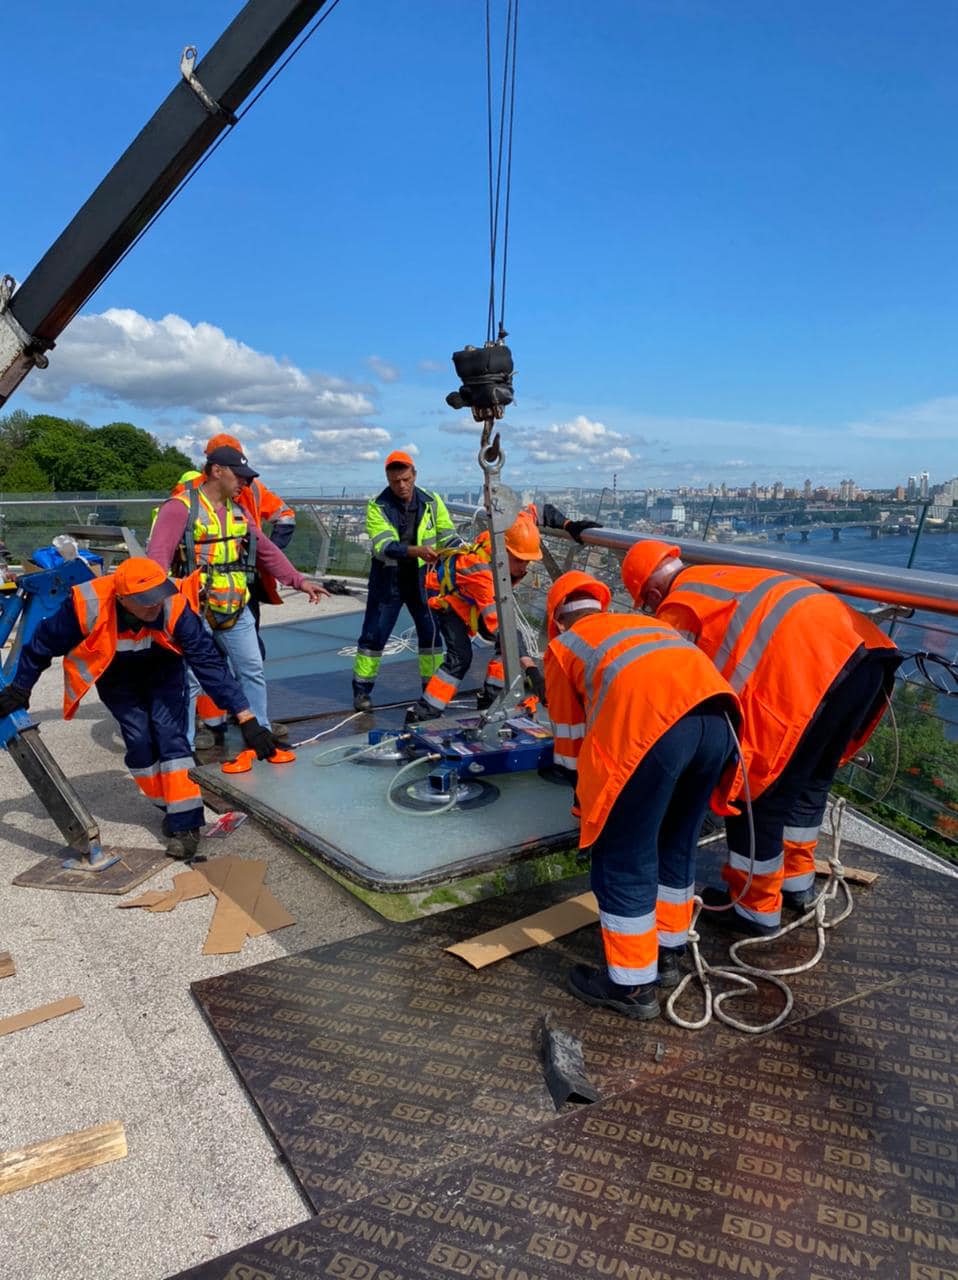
[
  {"x1": 117, "y1": 890, "x2": 168, "y2": 910},
  {"x1": 114, "y1": 857, "x2": 296, "y2": 952},
  {"x1": 447, "y1": 892, "x2": 599, "y2": 969},
  {"x1": 0, "y1": 1121, "x2": 126, "y2": 1197},
  {"x1": 202, "y1": 859, "x2": 268, "y2": 955},
  {"x1": 0, "y1": 996, "x2": 83, "y2": 1038},
  {"x1": 0, "y1": 952, "x2": 14, "y2": 980}
]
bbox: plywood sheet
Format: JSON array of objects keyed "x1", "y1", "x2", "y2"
[
  {"x1": 12, "y1": 847, "x2": 169, "y2": 895},
  {"x1": 0, "y1": 1121, "x2": 126, "y2": 1197},
  {"x1": 0, "y1": 996, "x2": 83, "y2": 1038}
]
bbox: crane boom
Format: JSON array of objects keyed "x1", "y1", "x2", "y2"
[{"x1": 0, "y1": 0, "x2": 332, "y2": 407}]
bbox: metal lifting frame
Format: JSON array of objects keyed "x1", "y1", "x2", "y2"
[
  {"x1": 477, "y1": 421, "x2": 524, "y2": 725},
  {"x1": 0, "y1": 0, "x2": 332, "y2": 406}
]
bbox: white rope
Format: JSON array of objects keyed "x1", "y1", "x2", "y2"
[
  {"x1": 336, "y1": 627, "x2": 419, "y2": 659},
  {"x1": 666, "y1": 797, "x2": 852, "y2": 1035}
]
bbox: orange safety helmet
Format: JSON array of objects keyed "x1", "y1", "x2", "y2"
[
  {"x1": 621, "y1": 540, "x2": 681, "y2": 606},
  {"x1": 503, "y1": 508, "x2": 542, "y2": 562},
  {"x1": 205, "y1": 432, "x2": 242, "y2": 455},
  {"x1": 546, "y1": 570, "x2": 611, "y2": 640}
]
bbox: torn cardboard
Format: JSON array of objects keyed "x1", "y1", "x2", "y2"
[
  {"x1": 115, "y1": 857, "x2": 295, "y2": 954},
  {"x1": 447, "y1": 893, "x2": 598, "y2": 969},
  {"x1": 0, "y1": 996, "x2": 83, "y2": 1038}
]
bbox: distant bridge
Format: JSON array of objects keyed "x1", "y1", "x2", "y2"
[{"x1": 771, "y1": 522, "x2": 912, "y2": 542}]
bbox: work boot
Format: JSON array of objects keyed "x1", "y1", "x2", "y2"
[
  {"x1": 404, "y1": 701, "x2": 442, "y2": 725},
  {"x1": 657, "y1": 947, "x2": 684, "y2": 990},
  {"x1": 567, "y1": 964, "x2": 659, "y2": 1021},
  {"x1": 270, "y1": 721, "x2": 289, "y2": 741},
  {"x1": 699, "y1": 887, "x2": 781, "y2": 938},
  {"x1": 165, "y1": 829, "x2": 202, "y2": 861},
  {"x1": 194, "y1": 725, "x2": 216, "y2": 751},
  {"x1": 353, "y1": 692, "x2": 373, "y2": 713},
  {"x1": 782, "y1": 887, "x2": 816, "y2": 913},
  {"x1": 476, "y1": 688, "x2": 495, "y2": 711}
]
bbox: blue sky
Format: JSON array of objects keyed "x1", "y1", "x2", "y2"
[{"x1": 3, "y1": 1, "x2": 956, "y2": 494}]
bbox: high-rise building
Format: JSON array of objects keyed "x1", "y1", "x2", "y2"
[
  {"x1": 919, "y1": 471, "x2": 930, "y2": 500},
  {"x1": 907, "y1": 475, "x2": 918, "y2": 500},
  {"x1": 803, "y1": 478, "x2": 812, "y2": 499}
]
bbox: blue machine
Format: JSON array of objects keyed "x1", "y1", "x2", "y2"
[
  {"x1": 370, "y1": 712, "x2": 554, "y2": 805},
  {"x1": 0, "y1": 560, "x2": 120, "y2": 870}
]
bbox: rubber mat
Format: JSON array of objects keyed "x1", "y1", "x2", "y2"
[
  {"x1": 187, "y1": 842, "x2": 953, "y2": 1219},
  {"x1": 174, "y1": 963, "x2": 957, "y2": 1279}
]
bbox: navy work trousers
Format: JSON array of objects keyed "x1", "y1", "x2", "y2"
[{"x1": 97, "y1": 654, "x2": 205, "y2": 834}]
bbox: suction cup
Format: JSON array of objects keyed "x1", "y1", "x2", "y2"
[{"x1": 390, "y1": 777, "x2": 500, "y2": 813}]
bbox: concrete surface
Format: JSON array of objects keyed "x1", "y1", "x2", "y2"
[{"x1": 0, "y1": 591, "x2": 380, "y2": 1280}]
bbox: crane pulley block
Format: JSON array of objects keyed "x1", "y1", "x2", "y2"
[{"x1": 446, "y1": 342, "x2": 514, "y2": 419}]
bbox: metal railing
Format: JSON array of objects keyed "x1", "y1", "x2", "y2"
[{"x1": 1, "y1": 490, "x2": 955, "y2": 858}]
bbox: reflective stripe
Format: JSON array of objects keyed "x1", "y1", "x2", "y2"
[
  {"x1": 167, "y1": 795, "x2": 203, "y2": 814},
  {"x1": 553, "y1": 752, "x2": 578, "y2": 770},
  {"x1": 675, "y1": 579, "x2": 740, "y2": 602},
  {"x1": 583, "y1": 626, "x2": 656, "y2": 694},
  {"x1": 115, "y1": 636, "x2": 155, "y2": 652},
  {"x1": 657, "y1": 928, "x2": 689, "y2": 947},
  {"x1": 160, "y1": 756, "x2": 195, "y2": 775},
  {"x1": 70, "y1": 653, "x2": 97, "y2": 689},
  {"x1": 734, "y1": 901, "x2": 780, "y2": 927},
  {"x1": 590, "y1": 635, "x2": 689, "y2": 726},
  {"x1": 129, "y1": 764, "x2": 160, "y2": 779},
  {"x1": 608, "y1": 960, "x2": 658, "y2": 986},
  {"x1": 551, "y1": 721, "x2": 585, "y2": 739},
  {"x1": 657, "y1": 882, "x2": 695, "y2": 904},
  {"x1": 709, "y1": 573, "x2": 797, "y2": 674},
  {"x1": 75, "y1": 579, "x2": 102, "y2": 631},
  {"x1": 783, "y1": 824, "x2": 821, "y2": 841},
  {"x1": 782, "y1": 871, "x2": 816, "y2": 891},
  {"x1": 728, "y1": 585, "x2": 820, "y2": 692},
  {"x1": 356, "y1": 646, "x2": 384, "y2": 659},
  {"x1": 729, "y1": 849, "x2": 784, "y2": 875},
  {"x1": 273, "y1": 514, "x2": 295, "y2": 525},
  {"x1": 354, "y1": 653, "x2": 381, "y2": 679},
  {"x1": 600, "y1": 908, "x2": 656, "y2": 936}
]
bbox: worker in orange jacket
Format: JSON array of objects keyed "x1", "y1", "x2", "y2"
[
  {"x1": 0, "y1": 559, "x2": 279, "y2": 860},
  {"x1": 622, "y1": 542, "x2": 901, "y2": 935},
  {"x1": 544, "y1": 571, "x2": 741, "y2": 1020},
  {"x1": 404, "y1": 508, "x2": 544, "y2": 722}
]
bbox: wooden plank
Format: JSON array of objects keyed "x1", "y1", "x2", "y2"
[
  {"x1": 447, "y1": 893, "x2": 598, "y2": 969},
  {"x1": 814, "y1": 859, "x2": 878, "y2": 885},
  {"x1": 0, "y1": 1121, "x2": 126, "y2": 1197},
  {"x1": 0, "y1": 952, "x2": 14, "y2": 980},
  {"x1": 0, "y1": 996, "x2": 83, "y2": 1038}
]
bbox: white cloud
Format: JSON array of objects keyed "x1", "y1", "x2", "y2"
[
  {"x1": 244, "y1": 425, "x2": 394, "y2": 468},
  {"x1": 438, "y1": 417, "x2": 487, "y2": 436},
  {"x1": 398, "y1": 441, "x2": 420, "y2": 456},
  {"x1": 364, "y1": 355, "x2": 401, "y2": 383},
  {"x1": 418, "y1": 359, "x2": 443, "y2": 373},
  {"x1": 519, "y1": 415, "x2": 637, "y2": 469},
  {"x1": 30, "y1": 309, "x2": 374, "y2": 422},
  {"x1": 848, "y1": 395, "x2": 958, "y2": 441}
]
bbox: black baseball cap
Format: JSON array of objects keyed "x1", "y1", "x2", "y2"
[{"x1": 207, "y1": 445, "x2": 259, "y2": 479}]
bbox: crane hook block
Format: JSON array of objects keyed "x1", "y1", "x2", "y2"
[{"x1": 446, "y1": 343, "x2": 514, "y2": 417}]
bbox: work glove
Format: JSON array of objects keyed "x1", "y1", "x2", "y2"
[
  {"x1": 0, "y1": 685, "x2": 31, "y2": 718},
  {"x1": 523, "y1": 666, "x2": 547, "y2": 703},
  {"x1": 563, "y1": 518, "x2": 601, "y2": 544},
  {"x1": 239, "y1": 718, "x2": 280, "y2": 761},
  {"x1": 541, "y1": 503, "x2": 600, "y2": 544}
]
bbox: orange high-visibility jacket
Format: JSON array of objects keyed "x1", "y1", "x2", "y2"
[
  {"x1": 425, "y1": 532, "x2": 499, "y2": 636},
  {"x1": 62, "y1": 577, "x2": 187, "y2": 719},
  {"x1": 657, "y1": 565, "x2": 898, "y2": 799},
  {"x1": 544, "y1": 611, "x2": 741, "y2": 849},
  {"x1": 172, "y1": 475, "x2": 295, "y2": 606}
]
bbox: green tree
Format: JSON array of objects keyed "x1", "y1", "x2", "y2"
[
  {"x1": 90, "y1": 422, "x2": 163, "y2": 476},
  {"x1": 57, "y1": 439, "x2": 137, "y2": 491},
  {"x1": 140, "y1": 460, "x2": 190, "y2": 492},
  {"x1": 0, "y1": 452, "x2": 53, "y2": 493}
]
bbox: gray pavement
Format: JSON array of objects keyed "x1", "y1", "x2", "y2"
[{"x1": 0, "y1": 592, "x2": 380, "y2": 1280}]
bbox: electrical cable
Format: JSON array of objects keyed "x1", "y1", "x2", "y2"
[{"x1": 483, "y1": 0, "x2": 519, "y2": 342}]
